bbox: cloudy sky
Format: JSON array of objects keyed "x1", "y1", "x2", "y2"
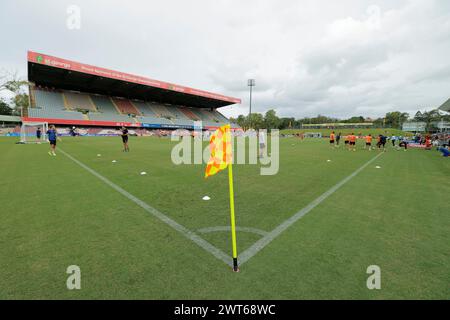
[{"x1": 1, "y1": 0, "x2": 449, "y2": 119}]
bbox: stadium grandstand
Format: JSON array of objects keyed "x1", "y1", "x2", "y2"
[
  {"x1": 0, "y1": 115, "x2": 21, "y2": 136},
  {"x1": 439, "y1": 98, "x2": 450, "y2": 112},
  {"x1": 24, "y1": 51, "x2": 241, "y2": 131}
]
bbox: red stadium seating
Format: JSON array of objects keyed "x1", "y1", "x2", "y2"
[
  {"x1": 180, "y1": 108, "x2": 200, "y2": 121},
  {"x1": 112, "y1": 98, "x2": 142, "y2": 115}
]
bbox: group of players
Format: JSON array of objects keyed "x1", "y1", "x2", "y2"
[
  {"x1": 328, "y1": 132, "x2": 408, "y2": 151},
  {"x1": 38, "y1": 125, "x2": 130, "y2": 156},
  {"x1": 36, "y1": 125, "x2": 450, "y2": 159}
]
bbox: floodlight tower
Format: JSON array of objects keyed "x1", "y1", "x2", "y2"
[{"x1": 248, "y1": 79, "x2": 255, "y2": 128}]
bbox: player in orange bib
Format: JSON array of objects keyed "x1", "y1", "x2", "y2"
[
  {"x1": 348, "y1": 133, "x2": 357, "y2": 151},
  {"x1": 364, "y1": 134, "x2": 373, "y2": 151},
  {"x1": 329, "y1": 131, "x2": 336, "y2": 148}
]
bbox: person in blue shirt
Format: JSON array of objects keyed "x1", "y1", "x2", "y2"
[
  {"x1": 438, "y1": 147, "x2": 449, "y2": 157},
  {"x1": 377, "y1": 134, "x2": 387, "y2": 152},
  {"x1": 46, "y1": 125, "x2": 59, "y2": 156}
]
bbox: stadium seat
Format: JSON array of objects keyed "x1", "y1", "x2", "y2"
[
  {"x1": 27, "y1": 88, "x2": 235, "y2": 128},
  {"x1": 34, "y1": 88, "x2": 66, "y2": 111},
  {"x1": 213, "y1": 110, "x2": 230, "y2": 123},
  {"x1": 88, "y1": 95, "x2": 134, "y2": 122},
  {"x1": 165, "y1": 105, "x2": 191, "y2": 120},
  {"x1": 139, "y1": 116, "x2": 173, "y2": 125},
  {"x1": 132, "y1": 101, "x2": 158, "y2": 117},
  {"x1": 31, "y1": 87, "x2": 85, "y2": 120},
  {"x1": 64, "y1": 91, "x2": 97, "y2": 111},
  {"x1": 28, "y1": 107, "x2": 85, "y2": 120},
  {"x1": 189, "y1": 108, "x2": 210, "y2": 121},
  {"x1": 90, "y1": 95, "x2": 118, "y2": 114},
  {"x1": 180, "y1": 108, "x2": 201, "y2": 121},
  {"x1": 112, "y1": 98, "x2": 142, "y2": 115},
  {"x1": 148, "y1": 103, "x2": 175, "y2": 119}
]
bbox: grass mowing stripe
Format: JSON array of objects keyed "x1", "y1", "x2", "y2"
[
  {"x1": 58, "y1": 148, "x2": 234, "y2": 267},
  {"x1": 239, "y1": 152, "x2": 384, "y2": 265}
]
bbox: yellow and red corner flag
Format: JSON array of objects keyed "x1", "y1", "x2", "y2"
[
  {"x1": 205, "y1": 124, "x2": 239, "y2": 272},
  {"x1": 205, "y1": 124, "x2": 232, "y2": 178}
]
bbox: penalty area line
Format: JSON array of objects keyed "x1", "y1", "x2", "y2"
[
  {"x1": 59, "y1": 148, "x2": 233, "y2": 267},
  {"x1": 238, "y1": 152, "x2": 384, "y2": 265}
]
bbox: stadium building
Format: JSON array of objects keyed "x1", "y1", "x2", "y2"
[
  {"x1": 439, "y1": 98, "x2": 450, "y2": 112},
  {"x1": 23, "y1": 51, "x2": 241, "y2": 134}
]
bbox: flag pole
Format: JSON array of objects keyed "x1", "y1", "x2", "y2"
[{"x1": 228, "y1": 161, "x2": 239, "y2": 272}]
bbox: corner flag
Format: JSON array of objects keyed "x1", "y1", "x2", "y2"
[
  {"x1": 205, "y1": 124, "x2": 232, "y2": 178},
  {"x1": 205, "y1": 124, "x2": 239, "y2": 272}
]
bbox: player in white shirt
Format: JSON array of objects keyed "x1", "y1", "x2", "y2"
[{"x1": 258, "y1": 130, "x2": 266, "y2": 158}]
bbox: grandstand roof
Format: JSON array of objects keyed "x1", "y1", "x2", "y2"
[
  {"x1": 438, "y1": 98, "x2": 450, "y2": 112},
  {"x1": 27, "y1": 51, "x2": 241, "y2": 109}
]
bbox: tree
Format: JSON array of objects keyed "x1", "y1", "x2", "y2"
[
  {"x1": 0, "y1": 98, "x2": 12, "y2": 115},
  {"x1": 422, "y1": 109, "x2": 443, "y2": 131},
  {"x1": 344, "y1": 116, "x2": 365, "y2": 123},
  {"x1": 263, "y1": 109, "x2": 280, "y2": 131},
  {"x1": 400, "y1": 112, "x2": 409, "y2": 124},
  {"x1": 236, "y1": 115, "x2": 247, "y2": 129},
  {"x1": 248, "y1": 113, "x2": 264, "y2": 130},
  {"x1": 310, "y1": 114, "x2": 330, "y2": 124},
  {"x1": 12, "y1": 93, "x2": 29, "y2": 115},
  {"x1": 0, "y1": 69, "x2": 29, "y2": 116},
  {"x1": 371, "y1": 117, "x2": 383, "y2": 127},
  {"x1": 414, "y1": 111, "x2": 424, "y2": 122},
  {"x1": 384, "y1": 111, "x2": 409, "y2": 129},
  {"x1": 442, "y1": 112, "x2": 450, "y2": 122},
  {"x1": 278, "y1": 117, "x2": 295, "y2": 130}
]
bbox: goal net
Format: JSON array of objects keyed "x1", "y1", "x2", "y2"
[{"x1": 20, "y1": 122, "x2": 49, "y2": 144}]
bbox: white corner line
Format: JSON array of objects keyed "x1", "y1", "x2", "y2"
[
  {"x1": 198, "y1": 226, "x2": 269, "y2": 237},
  {"x1": 59, "y1": 148, "x2": 233, "y2": 267},
  {"x1": 238, "y1": 152, "x2": 384, "y2": 265}
]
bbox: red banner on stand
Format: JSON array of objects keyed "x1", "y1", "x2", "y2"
[{"x1": 28, "y1": 51, "x2": 241, "y2": 104}]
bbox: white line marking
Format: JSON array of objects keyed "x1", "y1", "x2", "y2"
[
  {"x1": 59, "y1": 149, "x2": 233, "y2": 267},
  {"x1": 198, "y1": 226, "x2": 269, "y2": 237},
  {"x1": 238, "y1": 152, "x2": 383, "y2": 265}
]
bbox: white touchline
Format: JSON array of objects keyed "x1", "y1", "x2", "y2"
[
  {"x1": 59, "y1": 149, "x2": 233, "y2": 267},
  {"x1": 238, "y1": 152, "x2": 384, "y2": 265}
]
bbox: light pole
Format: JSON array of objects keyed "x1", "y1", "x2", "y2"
[{"x1": 247, "y1": 79, "x2": 255, "y2": 129}]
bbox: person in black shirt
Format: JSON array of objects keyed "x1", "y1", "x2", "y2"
[
  {"x1": 36, "y1": 127, "x2": 42, "y2": 141},
  {"x1": 336, "y1": 132, "x2": 341, "y2": 147},
  {"x1": 378, "y1": 134, "x2": 387, "y2": 152},
  {"x1": 121, "y1": 126, "x2": 129, "y2": 152}
]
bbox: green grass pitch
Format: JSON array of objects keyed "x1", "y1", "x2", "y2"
[{"x1": 0, "y1": 136, "x2": 449, "y2": 299}]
